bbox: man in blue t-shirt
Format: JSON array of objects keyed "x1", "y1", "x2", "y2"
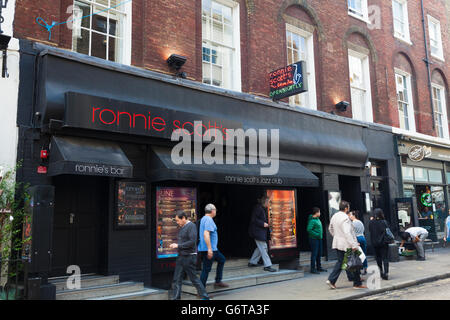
[{"x1": 198, "y1": 203, "x2": 229, "y2": 289}]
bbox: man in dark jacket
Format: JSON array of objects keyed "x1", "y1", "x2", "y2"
[
  {"x1": 169, "y1": 211, "x2": 210, "y2": 300},
  {"x1": 248, "y1": 195, "x2": 277, "y2": 272}
]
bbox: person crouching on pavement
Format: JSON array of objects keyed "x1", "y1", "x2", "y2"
[
  {"x1": 400, "y1": 227, "x2": 429, "y2": 261},
  {"x1": 306, "y1": 207, "x2": 327, "y2": 274},
  {"x1": 170, "y1": 211, "x2": 210, "y2": 300},
  {"x1": 248, "y1": 195, "x2": 277, "y2": 272}
]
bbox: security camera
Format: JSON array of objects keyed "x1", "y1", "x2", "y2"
[{"x1": 365, "y1": 161, "x2": 372, "y2": 169}]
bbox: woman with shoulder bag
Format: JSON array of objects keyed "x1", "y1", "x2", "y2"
[{"x1": 369, "y1": 208, "x2": 390, "y2": 280}]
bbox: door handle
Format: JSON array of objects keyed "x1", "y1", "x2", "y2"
[{"x1": 70, "y1": 213, "x2": 75, "y2": 224}]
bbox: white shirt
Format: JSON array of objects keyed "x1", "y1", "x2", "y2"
[{"x1": 406, "y1": 227, "x2": 428, "y2": 238}]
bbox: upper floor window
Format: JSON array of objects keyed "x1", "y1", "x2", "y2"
[
  {"x1": 71, "y1": 0, "x2": 132, "y2": 65},
  {"x1": 286, "y1": 24, "x2": 317, "y2": 110},
  {"x1": 348, "y1": 0, "x2": 368, "y2": 22},
  {"x1": 432, "y1": 84, "x2": 449, "y2": 139},
  {"x1": 392, "y1": 0, "x2": 411, "y2": 43},
  {"x1": 202, "y1": 0, "x2": 241, "y2": 91},
  {"x1": 348, "y1": 49, "x2": 373, "y2": 122},
  {"x1": 428, "y1": 15, "x2": 444, "y2": 60},
  {"x1": 395, "y1": 70, "x2": 416, "y2": 132}
]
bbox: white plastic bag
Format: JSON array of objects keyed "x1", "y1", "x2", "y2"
[{"x1": 358, "y1": 246, "x2": 366, "y2": 263}]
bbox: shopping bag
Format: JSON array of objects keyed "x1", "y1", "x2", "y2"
[{"x1": 357, "y1": 246, "x2": 366, "y2": 263}]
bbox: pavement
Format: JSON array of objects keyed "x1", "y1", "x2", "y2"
[{"x1": 208, "y1": 247, "x2": 450, "y2": 300}]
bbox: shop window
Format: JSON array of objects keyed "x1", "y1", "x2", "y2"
[
  {"x1": 286, "y1": 24, "x2": 317, "y2": 110},
  {"x1": 432, "y1": 84, "x2": 449, "y2": 139},
  {"x1": 202, "y1": 0, "x2": 241, "y2": 91},
  {"x1": 71, "y1": 0, "x2": 131, "y2": 65},
  {"x1": 403, "y1": 184, "x2": 415, "y2": 198},
  {"x1": 428, "y1": 15, "x2": 444, "y2": 61},
  {"x1": 392, "y1": 0, "x2": 411, "y2": 43},
  {"x1": 428, "y1": 169, "x2": 443, "y2": 184},
  {"x1": 402, "y1": 166, "x2": 414, "y2": 181},
  {"x1": 414, "y1": 167, "x2": 428, "y2": 182},
  {"x1": 348, "y1": 49, "x2": 373, "y2": 122},
  {"x1": 395, "y1": 70, "x2": 416, "y2": 132}
]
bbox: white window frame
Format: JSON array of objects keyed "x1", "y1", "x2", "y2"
[
  {"x1": 432, "y1": 83, "x2": 449, "y2": 139},
  {"x1": 428, "y1": 15, "x2": 444, "y2": 61},
  {"x1": 348, "y1": 49, "x2": 373, "y2": 123},
  {"x1": 71, "y1": 0, "x2": 132, "y2": 66},
  {"x1": 201, "y1": 0, "x2": 241, "y2": 92},
  {"x1": 348, "y1": 0, "x2": 369, "y2": 23},
  {"x1": 394, "y1": 68, "x2": 416, "y2": 132},
  {"x1": 392, "y1": 0, "x2": 411, "y2": 44},
  {"x1": 285, "y1": 24, "x2": 317, "y2": 111}
]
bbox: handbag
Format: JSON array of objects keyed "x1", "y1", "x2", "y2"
[
  {"x1": 346, "y1": 251, "x2": 363, "y2": 272},
  {"x1": 383, "y1": 221, "x2": 395, "y2": 244}
]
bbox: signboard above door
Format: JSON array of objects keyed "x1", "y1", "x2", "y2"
[{"x1": 269, "y1": 61, "x2": 308, "y2": 101}]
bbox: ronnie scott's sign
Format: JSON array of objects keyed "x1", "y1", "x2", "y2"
[
  {"x1": 64, "y1": 92, "x2": 242, "y2": 138},
  {"x1": 269, "y1": 61, "x2": 308, "y2": 101},
  {"x1": 408, "y1": 145, "x2": 432, "y2": 162}
]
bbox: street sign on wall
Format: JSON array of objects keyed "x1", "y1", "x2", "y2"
[{"x1": 269, "y1": 61, "x2": 308, "y2": 101}]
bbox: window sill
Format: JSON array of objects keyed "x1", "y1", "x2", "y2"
[
  {"x1": 394, "y1": 35, "x2": 413, "y2": 46},
  {"x1": 348, "y1": 12, "x2": 370, "y2": 24},
  {"x1": 431, "y1": 54, "x2": 445, "y2": 63}
]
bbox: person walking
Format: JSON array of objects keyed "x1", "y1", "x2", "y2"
[
  {"x1": 169, "y1": 211, "x2": 210, "y2": 300},
  {"x1": 326, "y1": 201, "x2": 366, "y2": 290},
  {"x1": 198, "y1": 203, "x2": 229, "y2": 289},
  {"x1": 248, "y1": 195, "x2": 277, "y2": 272},
  {"x1": 306, "y1": 207, "x2": 327, "y2": 274},
  {"x1": 400, "y1": 226, "x2": 429, "y2": 261},
  {"x1": 349, "y1": 210, "x2": 368, "y2": 275},
  {"x1": 368, "y1": 208, "x2": 390, "y2": 280}
]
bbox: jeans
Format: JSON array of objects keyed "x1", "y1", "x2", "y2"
[
  {"x1": 374, "y1": 245, "x2": 389, "y2": 276},
  {"x1": 200, "y1": 250, "x2": 226, "y2": 286},
  {"x1": 171, "y1": 254, "x2": 209, "y2": 300},
  {"x1": 357, "y1": 236, "x2": 368, "y2": 269},
  {"x1": 309, "y1": 238, "x2": 323, "y2": 271},
  {"x1": 249, "y1": 239, "x2": 272, "y2": 267},
  {"x1": 328, "y1": 249, "x2": 362, "y2": 286}
]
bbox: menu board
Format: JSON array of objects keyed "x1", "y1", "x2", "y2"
[
  {"x1": 396, "y1": 198, "x2": 413, "y2": 232},
  {"x1": 156, "y1": 187, "x2": 197, "y2": 259},
  {"x1": 267, "y1": 190, "x2": 297, "y2": 249},
  {"x1": 116, "y1": 182, "x2": 146, "y2": 227}
]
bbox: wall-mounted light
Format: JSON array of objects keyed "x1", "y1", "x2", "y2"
[
  {"x1": 167, "y1": 53, "x2": 187, "y2": 78},
  {"x1": 0, "y1": 34, "x2": 10, "y2": 78},
  {"x1": 335, "y1": 101, "x2": 350, "y2": 112},
  {"x1": 0, "y1": 0, "x2": 9, "y2": 35}
]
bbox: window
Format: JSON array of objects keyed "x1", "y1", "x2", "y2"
[
  {"x1": 71, "y1": 0, "x2": 132, "y2": 65},
  {"x1": 348, "y1": 50, "x2": 373, "y2": 122},
  {"x1": 414, "y1": 167, "x2": 428, "y2": 182},
  {"x1": 432, "y1": 84, "x2": 449, "y2": 139},
  {"x1": 428, "y1": 15, "x2": 444, "y2": 60},
  {"x1": 202, "y1": 0, "x2": 241, "y2": 91},
  {"x1": 392, "y1": 0, "x2": 410, "y2": 43},
  {"x1": 402, "y1": 166, "x2": 414, "y2": 181},
  {"x1": 429, "y1": 170, "x2": 443, "y2": 184},
  {"x1": 286, "y1": 24, "x2": 317, "y2": 110},
  {"x1": 395, "y1": 70, "x2": 416, "y2": 132},
  {"x1": 348, "y1": 0, "x2": 368, "y2": 21}
]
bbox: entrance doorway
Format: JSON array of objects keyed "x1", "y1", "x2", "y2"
[{"x1": 51, "y1": 176, "x2": 109, "y2": 277}]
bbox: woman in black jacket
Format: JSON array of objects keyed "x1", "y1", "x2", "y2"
[{"x1": 369, "y1": 208, "x2": 390, "y2": 280}]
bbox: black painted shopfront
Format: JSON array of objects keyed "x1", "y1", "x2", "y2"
[{"x1": 16, "y1": 41, "x2": 399, "y2": 295}]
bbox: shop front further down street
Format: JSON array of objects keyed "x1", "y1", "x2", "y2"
[{"x1": 16, "y1": 41, "x2": 400, "y2": 297}]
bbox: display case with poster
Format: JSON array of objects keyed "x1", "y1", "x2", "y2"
[
  {"x1": 266, "y1": 189, "x2": 297, "y2": 250},
  {"x1": 395, "y1": 197, "x2": 414, "y2": 232},
  {"x1": 156, "y1": 187, "x2": 197, "y2": 259},
  {"x1": 116, "y1": 181, "x2": 147, "y2": 229}
]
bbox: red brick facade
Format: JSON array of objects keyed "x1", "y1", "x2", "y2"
[{"x1": 13, "y1": 0, "x2": 450, "y2": 138}]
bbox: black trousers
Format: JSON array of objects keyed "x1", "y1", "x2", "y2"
[
  {"x1": 328, "y1": 249, "x2": 362, "y2": 287},
  {"x1": 171, "y1": 254, "x2": 209, "y2": 300},
  {"x1": 374, "y1": 245, "x2": 389, "y2": 276}
]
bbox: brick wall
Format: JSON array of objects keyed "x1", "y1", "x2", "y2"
[{"x1": 13, "y1": 0, "x2": 450, "y2": 137}]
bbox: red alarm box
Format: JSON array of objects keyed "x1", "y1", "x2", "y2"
[{"x1": 40, "y1": 150, "x2": 49, "y2": 159}]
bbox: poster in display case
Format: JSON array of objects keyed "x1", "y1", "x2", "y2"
[
  {"x1": 116, "y1": 181, "x2": 147, "y2": 228},
  {"x1": 266, "y1": 189, "x2": 297, "y2": 250},
  {"x1": 156, "y1": 187, "x2": 197, "y2": 259}
]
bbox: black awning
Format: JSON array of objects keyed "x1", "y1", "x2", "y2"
[
  {"x1": 148, "y1": 146, "x2": 318, "y2": 187},
  {"x1": 48, "y1": 136, "x2": 133, "y2": 178}
]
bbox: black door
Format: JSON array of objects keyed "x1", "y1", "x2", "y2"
[{"x1": 51, "y1": 176, "x2": 108, "y2": 277}]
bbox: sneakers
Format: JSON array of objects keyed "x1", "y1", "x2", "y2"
[
  {"x1": 326, "y1": 280, "x2": 337, "y2": 289},
  {"x1": 214, "y1": 282, "x2": 229, "y2": 288},
  {"x1": 264, "y1": 266, "x2": 277, "y2": 272},
  {"x1": 381, "y1": 274, "x2": 389, "y2": 280},
  {"x1": 353, "y1": 285, "x2": 368, "y2": 290}
]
